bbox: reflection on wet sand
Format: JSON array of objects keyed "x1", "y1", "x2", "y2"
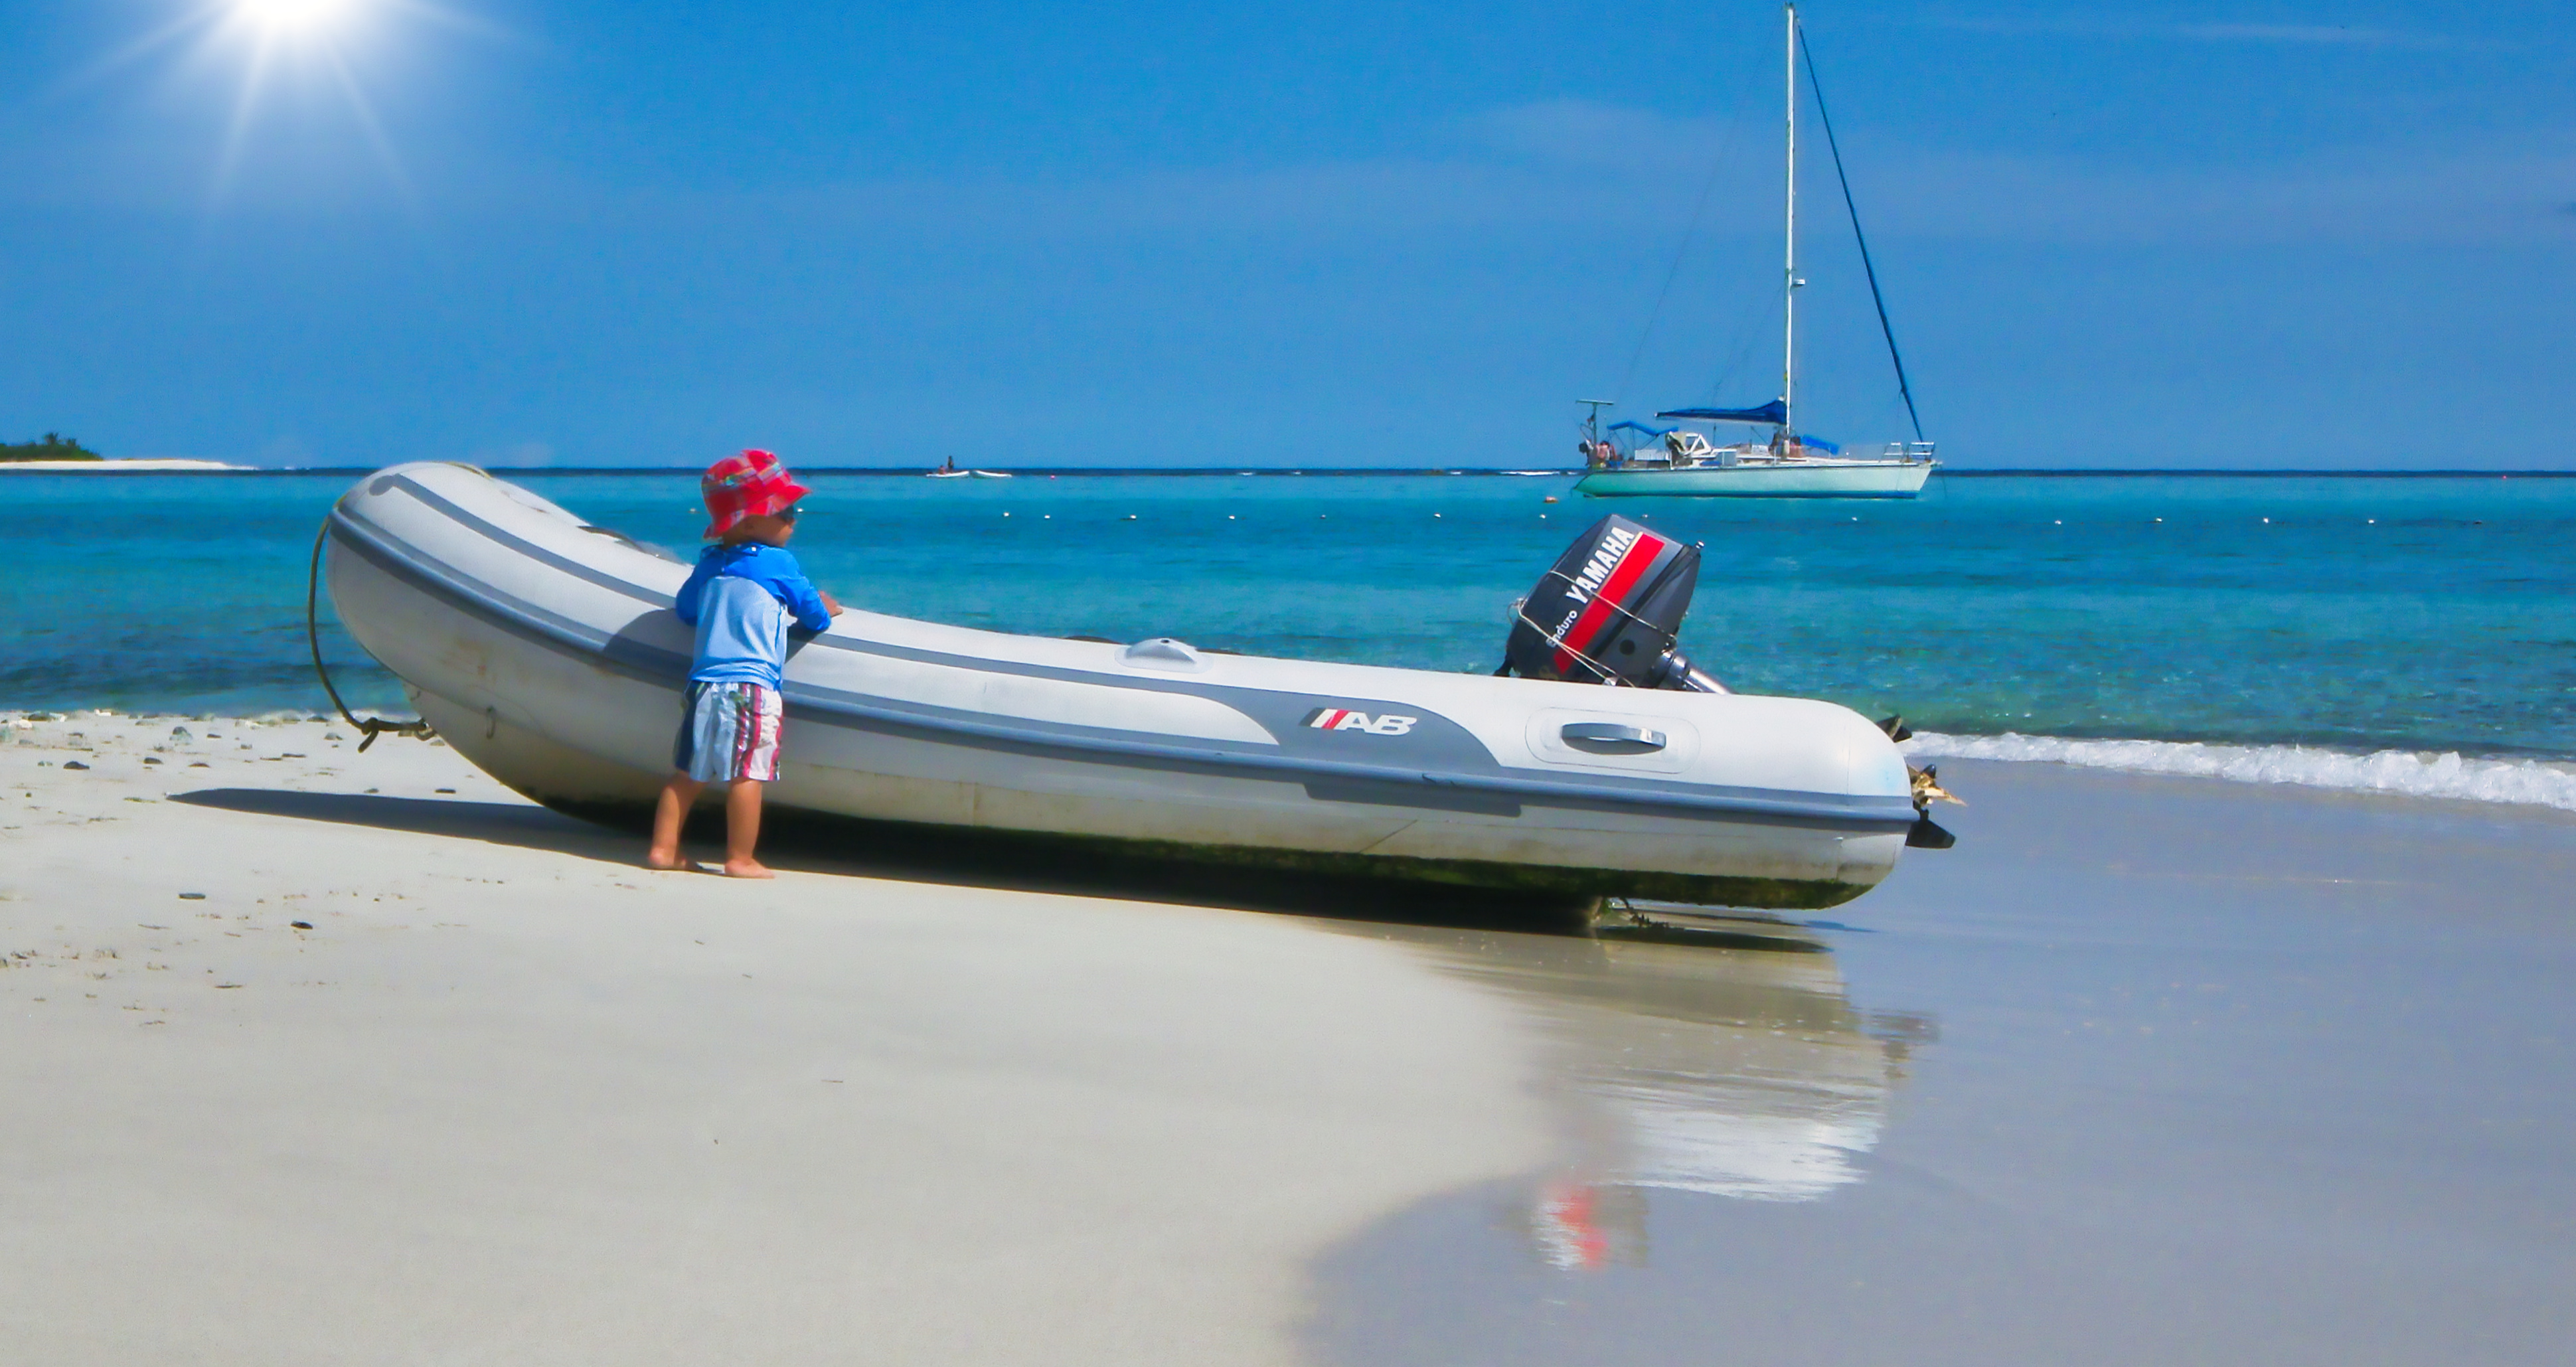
[
  {"x1": 1342, "y1": 915, "x2": 1934, "y2": 1269},
  {"x1": 1307, "y1": 771, "x2": 2576, "y2": 1367}
]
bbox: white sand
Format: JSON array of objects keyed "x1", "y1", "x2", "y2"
[
  {"x1": 0, "y1": 459, "x2": 243, "y2": 471},
  {"x1": 0, "y1": 714, "x2": 1547, "y2": 1364}
]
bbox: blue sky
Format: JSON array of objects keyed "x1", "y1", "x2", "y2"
[{"x1": 2, "y1": 1, "x2": 2569, "y2": 468}]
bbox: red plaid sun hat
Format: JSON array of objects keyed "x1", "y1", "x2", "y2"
[{"x1": 700, "y1": 449, "x2": 813, "y2": 539}]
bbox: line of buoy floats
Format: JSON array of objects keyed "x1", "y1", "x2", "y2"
[{"x1": 932, "y1": 503, "x2": 2433, "y2": 528}]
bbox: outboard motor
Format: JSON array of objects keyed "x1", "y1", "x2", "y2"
[
  {"x1": 1498, "y1": 515, "x2": 1725, "y2": 692},
  {"x1": 1500, "y1": 515, "x2": 1963, "y2": 850}
]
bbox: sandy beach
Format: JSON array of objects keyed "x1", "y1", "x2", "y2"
[
  {"x1": 7, "y1": 713, "x2": 2573, "y2": 1364},
  {"x1": 0, "y1": 459, "x2": 243, "y2": 472},
  {"x1": 0, "y1": 713, "x2": 1545, "y2": 1364},
  {"x1": 9, "y1": 0, "x2": 2568, "y2": 1360}
]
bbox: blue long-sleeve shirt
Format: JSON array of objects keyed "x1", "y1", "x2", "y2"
[{"x1": 673, "y1": 542, "x2": 832, "y2": 688}]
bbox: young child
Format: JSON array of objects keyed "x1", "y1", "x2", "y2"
[{"x1": 646, "y1": 449, "x2": 843, "y2": 878}]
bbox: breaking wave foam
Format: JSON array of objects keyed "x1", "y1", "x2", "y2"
[{"x1": 1905, "y1": 732, "x2": 2576, "y2": 814}]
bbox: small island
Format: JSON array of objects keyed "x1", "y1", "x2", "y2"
[
  {"x1": 0, "y1": 432, "x2": 240, "y2": 472},
  {"x1": 1, "y1": 433, "x2": 104, "y2": 462}
]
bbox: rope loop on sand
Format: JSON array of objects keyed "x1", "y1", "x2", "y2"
[{"x1": 306, "y1": 519, "x2": 435, "y2": 753}]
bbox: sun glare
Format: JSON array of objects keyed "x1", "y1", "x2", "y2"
[
  {"x1": 191, "y1": 0, "x2": 415, "y2": 200},
  {"x1": 78, "y1": 0, "x2": 476, "y2": 204},
  {"x1": 236, "y1": 0, "x2": 353, "y2": 33}
]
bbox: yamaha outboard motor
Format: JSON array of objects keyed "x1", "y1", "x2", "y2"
[
  {"x1": 1498, "y1": 515, "x2": 1726, "y2": 693},
  {"x1": 1500, "y1": 515, "x2": 1961, "y2": 849}
]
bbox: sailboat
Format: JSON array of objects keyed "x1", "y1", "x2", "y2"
[{"x1": 1576, "y1": 3, "x2": 1938, "y2": 499}]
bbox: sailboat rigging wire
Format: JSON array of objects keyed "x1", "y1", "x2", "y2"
[
  {"x1": 1706, "y1": 279, "x2": 1787, "y2": 410},
  {"x1": 1797, "y1": 28, "x2": 1925, "y2": 442},
  {"x1": 1613, "y1": 116, "x2": 1741, "y2": 406}
]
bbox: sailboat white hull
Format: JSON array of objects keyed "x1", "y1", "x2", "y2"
[{"x1": 1576, "y1": 460, "x2": 1935, "y2": 499}]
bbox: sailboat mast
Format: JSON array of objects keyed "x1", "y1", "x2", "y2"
[{"x1": 1781, "y1": 2, "x2": 1798, "y2": 436}]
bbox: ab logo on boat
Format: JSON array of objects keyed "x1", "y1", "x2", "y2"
[{"x1": 1302, "y1": 708, "x2": 1418, "y2": 736}]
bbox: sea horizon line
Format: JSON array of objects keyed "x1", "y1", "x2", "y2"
[{"x1": 8, "y1": 465, "x2": 2574, "y2": 479}]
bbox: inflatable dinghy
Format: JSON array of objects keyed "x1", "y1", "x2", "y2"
[{"x1": 324, "y1": 463, "x2": 1925, "y2": 908}]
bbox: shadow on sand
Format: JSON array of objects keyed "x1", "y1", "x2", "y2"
[
  {"x1": 172, "y1": 789, "x2": 635, "y2": 862},
  {"x1": 169, "y1": 787, "x2": 1600, "y2": 937}
]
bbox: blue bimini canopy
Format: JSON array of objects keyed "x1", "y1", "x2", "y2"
[
  {"x1": 1657, "y1": 400, "x2": 1788, "y2": 426},
  {"x1": 1606, "y1": 420, "x2": 1676, "y2": 437},
  {"x1": 1794, "y1": 434, "x2": 1840, "y2": 454}
]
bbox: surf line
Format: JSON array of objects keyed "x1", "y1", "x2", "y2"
[{"x1": 1905, "y1": 732, "x2": 2576, "y2": 813}]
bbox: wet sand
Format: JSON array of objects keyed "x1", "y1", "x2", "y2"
[
  {"x1": 1304, "y1": 760, "x2": 2576, "y2": 1366},
  {"x1": 9, "y1": 715, "x2": 2572, "y2": 1364}
]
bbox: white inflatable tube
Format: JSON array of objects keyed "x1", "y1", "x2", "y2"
[{"x1": 325, "y1": 463, "x2": 1922, "y2": 908}]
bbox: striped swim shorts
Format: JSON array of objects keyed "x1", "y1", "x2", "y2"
[{"x1": 673, "y1": 681, "x2": 783, "y2": 783}]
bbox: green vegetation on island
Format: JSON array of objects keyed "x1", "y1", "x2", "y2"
[{"x1": 1, "y1": 433, "x2": 104, "y2": 462}]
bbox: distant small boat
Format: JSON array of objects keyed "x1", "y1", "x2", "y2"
[
  {"x1": 969, "y1": 469, "x2": 1013, "y2": 480},
  {"x1": 926, "y1": 469, "x2": 972, "y2": 479},
  {"x1": 1501, "y1": 470, "x2": 1568, "y2": 477}
]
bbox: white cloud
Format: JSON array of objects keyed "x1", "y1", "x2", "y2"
[
  {"x1": 1918, "y1": 15, "x2": 2479, "y2": 50},
  {"x1": 2173, "y1": 22, "x2": 2441, "y2": 48},
  {"x1": 762, "y1": 110, "x2": 2576, "y2": 249},
  {"x1": 1467, "y1": 99, "x2": 1743, "y2": 175},
  {"x1": 1863, "y1": 135, "x2": 2576, "y2": 244},
  {"x1": 469, "y1": 439, "x2": 554, "y2": 467},
  {"x1": 9, "y1": 86, "x2": 2565, "y2": 252}
]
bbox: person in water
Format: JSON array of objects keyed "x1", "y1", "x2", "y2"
[{"x1": 647, "y1": 449, "x2": 843, "y2": 878}]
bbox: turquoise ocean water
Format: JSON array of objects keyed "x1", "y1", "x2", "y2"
[{"x1": 9, "y1": 469, "x2": 2573, "y2": 805}]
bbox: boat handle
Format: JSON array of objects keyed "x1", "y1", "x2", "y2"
[{"x1": 1560, "y1": 722, "x2": 1667, "y2": 755}]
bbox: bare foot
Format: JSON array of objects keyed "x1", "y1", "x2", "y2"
[
  {"x1": 722, "y1": 858, "x2": 776, "y2": 880},
  {"x1": 644, "y1": 849, "x2": 693, "y2": 871}
]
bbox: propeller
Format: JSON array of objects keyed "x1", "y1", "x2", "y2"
[
  {"x1": 1910, "y1": 763, "x2": 1963, "y2": 809},
  {"x1": 1901, "y1": 752, "x2": 1962, "y2": 850}
]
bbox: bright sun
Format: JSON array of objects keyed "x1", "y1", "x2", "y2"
[
  {"x1": 84, "y1": 0, "x2": 437, "y2": 201},
  {"x1": 234, "y1": 0, "x2": 353, "y2": 33}
]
